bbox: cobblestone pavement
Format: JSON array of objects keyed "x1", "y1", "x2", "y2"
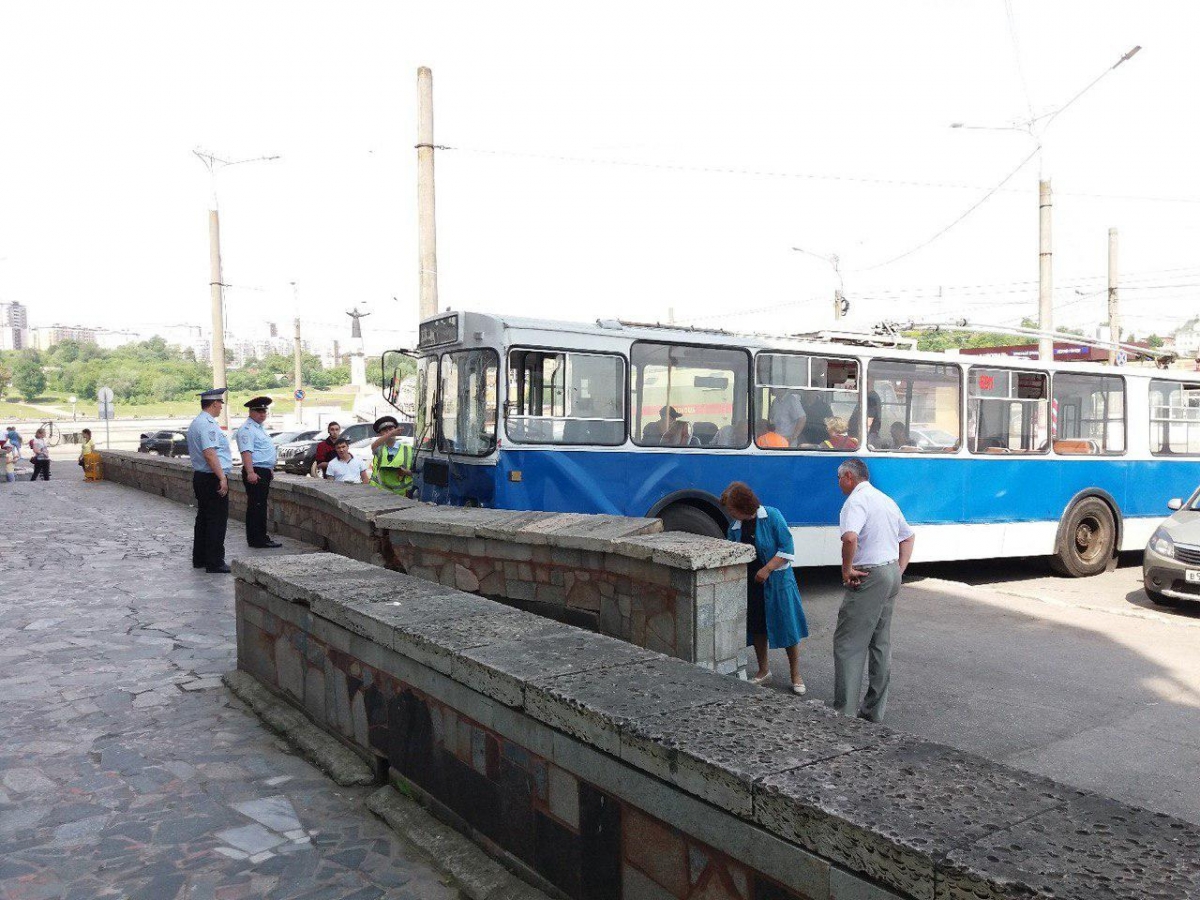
[{"x1": 0, "y1": 477, "x2": 460, "y2": 900}]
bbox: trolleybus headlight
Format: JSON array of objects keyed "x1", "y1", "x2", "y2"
[{"x1": 1150, "y1": 528, "x2": 1175, "y2": 559}]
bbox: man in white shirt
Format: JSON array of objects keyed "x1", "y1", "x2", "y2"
[
  {"x1": 325, "y1": 437, "x2": 370, "y2": 484},
  {"x1": 834, "y1": 458, "x2": 915, "y2": 722}
]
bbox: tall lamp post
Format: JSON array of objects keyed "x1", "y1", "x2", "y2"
[{"x1": 193, "y1": 148, "x2": 279, "y2": 426}]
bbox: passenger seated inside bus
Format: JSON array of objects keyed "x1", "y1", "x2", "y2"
[
  {"x1": 691, "y1": 421, "x2": 718, "y2": 446},
  {"x1": 756, "y1": 421, "x2": 789, "y2": 448},
  {"x1": 889, "y1": 422, "x2": 909, "y2": 449},
  {"x1": 641, "y1": 406, "x2": 680, "y2": 444},
  {"x1": 798, "y1": 392, "x2": 833, "y2": 445},
  {"x1": 821, "y1": 416, "x2": 859, "y2": 451}
]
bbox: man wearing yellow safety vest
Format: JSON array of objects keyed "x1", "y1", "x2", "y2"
[{"x1": 368, "y1": 415, "x2": 414, "y2": 495}]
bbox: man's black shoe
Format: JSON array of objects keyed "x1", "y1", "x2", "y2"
[
  {"x1": 205, "y1": 563, "x2": 232, "y2": 574},
  {"x1": 250, "y1": 540, "x2": 284, "y2": 549}
]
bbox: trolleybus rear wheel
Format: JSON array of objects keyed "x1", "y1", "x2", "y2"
[{"x1": 1050, "y1": 497, "x2": 1116, "y2": 578}]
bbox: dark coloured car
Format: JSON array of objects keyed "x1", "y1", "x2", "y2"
[
  {"x1": 138, "y1": 430, "x2": 188, "y2": 457},
  {"x1": 275, "y1": 423, "x2": 375, "y2": 475}
]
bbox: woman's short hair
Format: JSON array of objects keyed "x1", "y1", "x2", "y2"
[
  {"x1": 824, "y1": 416, "x2": 848, "y2": 434},
  {"x1": 720, "y1": 481, "x2": 760, "y2": 517}
]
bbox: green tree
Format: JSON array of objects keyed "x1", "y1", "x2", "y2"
[
  {"x1": 1147, "y1": 334, "x2": 1165, "y2": 348},
  {"x1": 0, "y1": 361, "x2": 10, "y2": 398},
  {"x1": 13, "y1": 355, "x2": 46, "y2": 401}
]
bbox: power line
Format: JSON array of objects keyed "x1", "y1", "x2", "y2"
[{"x1": 439, "y1": 143, "x2": 1200, "y2": 205}]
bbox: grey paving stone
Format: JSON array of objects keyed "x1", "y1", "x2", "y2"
[{"x1": 0, "y1": 478, "x2": 459, "y2": 900}]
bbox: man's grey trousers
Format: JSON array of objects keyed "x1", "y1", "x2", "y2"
[{"x1": 833, "y1": 560, "x2": 901, "y2": 722}]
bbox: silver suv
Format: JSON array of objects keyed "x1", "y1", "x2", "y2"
[{"x1": 1144, "y1": 488, "x2": 1200, "y2": 607}]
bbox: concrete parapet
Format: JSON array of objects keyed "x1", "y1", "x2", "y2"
[
  {"x1": 99, "y1": 450, "x2": 754, "y2": 673},
  {"x1": 232, "y1": 553, "x2": 1200, "y2": 900}
]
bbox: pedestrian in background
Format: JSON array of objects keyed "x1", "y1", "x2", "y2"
[
  {"x1": 5, "y1": 426, "x2": 21, "y2": 462},
  {"x1": 368, "y1": 415, "x2": 414, "y2": 495},
  {"x1": 236, "y1": 396, "x2": 283, "y2": 549},
  {"x1": 186, "y1": 388, "x2": 233, "y2": 574},
  {"x1": 29, "y1": 429, "x2": 50, "y2": 481},
  {"x1": 833, "y1": 458, "x2": 915, "y2": 722},
  {"x1": 313, "y1": 421, "x2": 341, "y2": 477},
  {"x1": 721, "y1": 481, "x2": 810, "y2": 694},
  {"x1": 325, "y1": 436, "x2": 369, "y2": 484},
  {"x1": 1, "y1": 440, "x2": 16, "y2": 483},
  {"x1": 78, "y1": 428, "x2": 94, "y2": 478}
]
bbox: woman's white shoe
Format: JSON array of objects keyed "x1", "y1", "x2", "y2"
[
  {"x1": 791, "y1": 681, "x2": 807, "y2": 695},
  {"x1": 749, "y1": 671, "x2": 772, "y2": 685}
]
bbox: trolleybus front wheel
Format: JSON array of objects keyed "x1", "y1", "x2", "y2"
[
  {"x1": 1050, "y1": 497, "x2": 1116, "y2": 578},
  {"x1": 659, "y1": 504, "x2": 726, "y2": 540}
]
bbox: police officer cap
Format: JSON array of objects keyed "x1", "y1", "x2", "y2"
[
  {"x1": 244, "y1": 396, "x2": 273, "y2": 411},
  {"x1": 198, "y1": 387, "x2": 228, "y2": 401},
  {"x1": 373, "y1": 415, "x2": 400, "y2": 434}
]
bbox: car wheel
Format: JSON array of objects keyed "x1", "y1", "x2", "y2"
[
  {"x1": 1049, "y1": 497, "x2": 1117, "y2": 578},
  {"x1": 659, "y1": 504, "x2": 726, "y2": 539}
]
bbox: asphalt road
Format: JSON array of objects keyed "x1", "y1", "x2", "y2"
[{"x1": 769, "y1": 553, "x2": 1200, "y2": 826}]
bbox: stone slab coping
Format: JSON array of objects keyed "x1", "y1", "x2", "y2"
[
  {"x1": 376, "y1": 505, "x2": 754, "y2": 569},
  {"x1": 235, "y1": 553, "x2": 1200, "y2": 900}
]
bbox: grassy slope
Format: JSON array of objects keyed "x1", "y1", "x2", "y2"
[{"x1": 0, "y1": 388, "x2": 364, "y2": 421}]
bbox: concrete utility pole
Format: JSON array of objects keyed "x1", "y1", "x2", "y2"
[
  {"x1": 208, "y1": 210, "x2": 228, "y2": 427},
  {"x1": 1038, "y1": 180, "x2": 1054, "y2": 362},
  {"x1": 417, "y1": 66, "x2": 439, "y2": 322},
  {"x1": 1107, "y1": 228, "x2": 1120, "y2": 364},
  {"x1": 293, "y1": 316, "x2": 304, "y2": 425},
  {"x1": 332, "y1": 339, "x2": 340, "y2": 367}
]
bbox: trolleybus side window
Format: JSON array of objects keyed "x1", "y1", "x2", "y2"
[
  {"x1": 629, "y1": 342, "x2": 749, "y2": 448},
  {"x1": 868, "y1": 359, "x2": 962, "y2": 453},
  {"x1": 1150, "y1": 379, "x2": 1200, "y2": 456},
  {"x1": 506, "y1": 350, "x2": 625, "y2": 446},
  {"x1": 416, "y1": 356, "x2": 438, "y2": 449},
  {"x1": 754, "y1": 353, "x2": 860, "y2": 450},
  {"x1": 967, "y1": 368, "x2": 1050, "y2": 454},
  {"x1": 1052, "y1": 373, "x2": 1125, "y2": 455},
  {"x1": 439, "y1": 349, "x2": 499, "y2": 457}
]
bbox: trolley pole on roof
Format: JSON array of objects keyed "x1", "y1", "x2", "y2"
[
  {"x1": 1108, "y1": 228, "x2": 1120, "y2": 365},
  {"x1": 1038, "y1": 179, "x2": 1054, "y2": 362},
  {"x1": 417, "y1": 67, "x2": 439, "y2": 322}
]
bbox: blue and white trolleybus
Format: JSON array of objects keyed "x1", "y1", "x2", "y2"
[{"x1": 384, "y1": 311, "x2": 1200, "y2": 577}]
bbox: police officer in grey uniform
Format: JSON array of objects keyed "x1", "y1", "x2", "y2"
[
  {"x1": 236, "y1": 396, "x2": 282, "y2": 549},
  {"x1": 187, "y1": 388, "x2": 233, "y2": 573}
]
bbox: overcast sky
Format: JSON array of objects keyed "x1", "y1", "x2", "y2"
[{"x1": 1, "y1": 2, "x2": 1198, "y2": 352}]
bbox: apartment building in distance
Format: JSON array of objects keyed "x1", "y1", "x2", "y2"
[{"x1": 0, "y1": 301, "x2": 30, "y2": 350}]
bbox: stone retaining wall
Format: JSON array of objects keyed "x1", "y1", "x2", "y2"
[
  {"x1": 234, "y1": 553, "x2": 1199, "y2": 900},
  {"x1": 377, "y1": 506, "x2": 752, "y2": 671},
  {"x1": 99, "y1": 450, "x2": 754, "y2": 673}
]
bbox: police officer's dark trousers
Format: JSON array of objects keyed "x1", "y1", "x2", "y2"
[
  {"x1": 192, "y1": 471, "x2": 229, "y2": 569},
  {"x1": 242, "y1": 467, "x2": 273, "y2": 547}
]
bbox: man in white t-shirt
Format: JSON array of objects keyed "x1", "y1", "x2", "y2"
[
  {"x1": 833, "y1": 457, "x2": 915, "y2": 723},
  {"x1": 324, "y1": 437, "x2": 369, "y2": 484}
]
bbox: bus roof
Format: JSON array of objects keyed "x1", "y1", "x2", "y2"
[{"x1": 430, "y1": 310, "x2": 1194, "y2": 383}]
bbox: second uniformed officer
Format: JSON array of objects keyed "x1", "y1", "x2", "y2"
[
  {"x1": 187, "y1": 387, "x2": 233, "y2": 574},
  {"x1": 236, "y1": 396, "x2": 283, "y2": 549}
]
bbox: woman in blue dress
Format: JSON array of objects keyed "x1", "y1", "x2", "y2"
[{"x1": 721, "y1": 481, "x2": 810, "y2": 694}]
